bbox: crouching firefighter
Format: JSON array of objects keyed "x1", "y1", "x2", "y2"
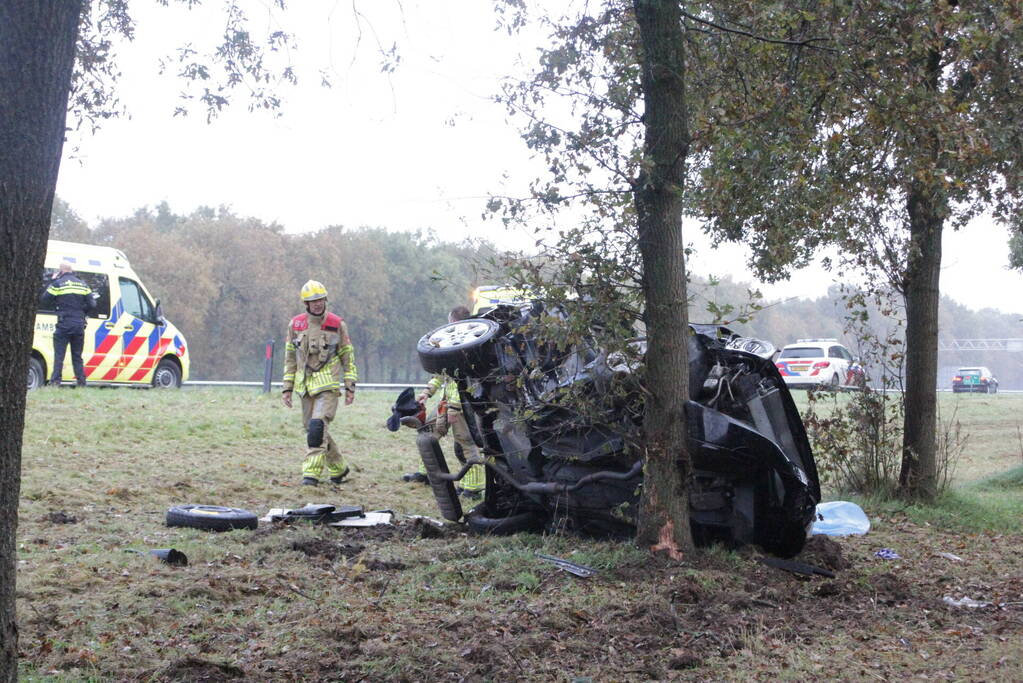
[{"x1": 281, "y1": 280, "x2": 358, "y2": 485}]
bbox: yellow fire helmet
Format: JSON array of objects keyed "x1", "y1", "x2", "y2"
[{"x1": 300, "y1": 280, "x2": 328, "y2": 302}]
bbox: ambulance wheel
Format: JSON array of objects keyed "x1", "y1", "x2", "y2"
[
  {"x1": 152, "y1": 358, "x2": 182, "y2": 389},
  {"x1": 166, "y1": 504, "x2": 258, "y2": 532},
  {"x1": 27, "y1": 357, "x2": 45, "y2": 391},
  {"x1": 417, "y1": 318, "x2": 500, "y2": 376}
]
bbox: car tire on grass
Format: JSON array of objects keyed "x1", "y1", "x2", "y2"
[
  {"x1": 166, "y1": 504, "x2": 258, "y2": 532},
  {"x1": 417, "y1": 318, "x2": 500, "y2": 376}
]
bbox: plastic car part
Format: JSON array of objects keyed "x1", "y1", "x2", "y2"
[
  {"x1": 416, "y1": 430, "x2": 463, "y2": 522},
  {"x1": 417, "y1": 318, "x2": 501, "y2": 375},
  {"x1": 165, "y1": 504, "x2": 258, "y2": 532}
]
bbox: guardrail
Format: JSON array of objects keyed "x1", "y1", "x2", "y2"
[{"x1": 184, "y1": 381, "x2": 425, "y2": 390}]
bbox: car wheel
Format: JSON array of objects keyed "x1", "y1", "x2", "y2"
[
  {"x1": 27, "y1": 357, "x2": 45, "y2": 391},
  {"x1": 418, "y1": 318, "x2": 500, "y2": 376},
  {"x1": 165, "y1": 504, "x2": 258, "y2": 532},
  {"x1": 829, "y1": 374, "x2": 840, "y2": 390},
  {"x1": 152, "y1": 358, "x2": 182, "y2": 388},
  {"x1": 988, "y1": 384, "x2": 996, "y2": 394}
]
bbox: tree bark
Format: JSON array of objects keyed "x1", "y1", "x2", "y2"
[
  {"x1": 898, "y1": 181, "x2": 942, "y2": 501},
  {"x1": 0, "y1": 3, "x2": 82, "y2": 680},
  {"x1": 632, "y1": 0, "x2": 694, "y2": 558},
  {"x1": 897, "y1": 44, "x2": 944, "y2": 502}
]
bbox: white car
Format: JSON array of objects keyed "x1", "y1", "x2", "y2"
[{"x1": 774, "y1": 339, "x2": 866, "y2": 390}]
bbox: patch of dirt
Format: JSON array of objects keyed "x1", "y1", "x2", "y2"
[
  {"x1": 869, "y1": 571, "x2": 913, "y2": 604},
  {"x1": 290, "y1": 538, "x2": 365, "y2": 560},
  {"x1": 398, "y1": 516, "x2": 458, "y2": 540},
  {"x1": 42, "y1": 510, "x2": 78, "y2": 524},
  {"x1": 363, "y1": 558, "x2": 407, "y2": 570},
  {"x1": 339, "y1": 524, "x2": 400, "y2": 542},
  {"x1": 798, "y1": 535, "x2": 850, "y2": 571},
  {"x1": 158, "y1": 657, "x2": 245, "y2": 681}
]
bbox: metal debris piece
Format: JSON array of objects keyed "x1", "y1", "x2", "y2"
[{"x1": 536, "y1": 553, "x2": 597, "y2": 578}]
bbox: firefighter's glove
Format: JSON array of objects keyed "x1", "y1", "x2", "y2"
[
  {"x1": 282, "y1": 390, "x2": 293, "y2": 408},
  {"x1": 345, "y1": 384, "x2": 356, "y2": 406}
]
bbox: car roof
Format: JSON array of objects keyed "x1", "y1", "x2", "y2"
[{"x1": 781, "y1": 340, "x2": 845, "y2": 350}]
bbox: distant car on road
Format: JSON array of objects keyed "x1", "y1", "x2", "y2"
[
  {"x1": 774, "y1": 339, "x2": 866, "y2": 390},
  {"x1": 952, "y1": 367, "x2": 998, "y2": 394}
]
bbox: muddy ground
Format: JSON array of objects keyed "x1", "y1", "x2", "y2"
[{"x1": 17, "y1": 507, "x2": 1023, "y2": 681}]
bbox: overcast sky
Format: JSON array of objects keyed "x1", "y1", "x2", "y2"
[{"x1": 54, "y1": 1, "x2": 1023, "y2": 317}]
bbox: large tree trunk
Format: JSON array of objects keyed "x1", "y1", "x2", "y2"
[
  {"x1": 898, "y1": 182, "x2": 942, "y2": 501},
  {"x1": 0, "y1": 3, "x2": 82, "y2": 680},
  {"x1": 897, "y1": 43, "x2": 944, "y2": 503},
  {"x1": 632, "y1": 0, "x2": 693, "y2": 558}
]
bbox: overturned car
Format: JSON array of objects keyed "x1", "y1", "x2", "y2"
[{"x1": 413, "y1": 302, "x2": 821, "y2": 558}]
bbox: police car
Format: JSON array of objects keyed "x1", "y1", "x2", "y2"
[{"x1": 774, "y1": 339, "x2": 866, "y2": 390}]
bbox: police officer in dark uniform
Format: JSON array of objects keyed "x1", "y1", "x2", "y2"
[{"x1": 41, "y1": 261, "x2": 96, "y2": 387}]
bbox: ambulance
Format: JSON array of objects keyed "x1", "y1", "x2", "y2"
[{"x1": 29, "y1": 240, "x2": 190, "y2": 389}]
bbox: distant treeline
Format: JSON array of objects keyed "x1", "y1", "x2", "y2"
[{"x1": 50, "y1": 199, "x2": 1023, "y2": 388}]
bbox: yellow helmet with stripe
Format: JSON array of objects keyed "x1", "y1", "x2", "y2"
[{"x1": 300, "y1": 280, "x2": 328, "y2": 302}]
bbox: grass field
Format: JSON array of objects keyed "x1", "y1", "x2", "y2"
[{"x1": 15, "y1": 387, "x2": 1023, "y2": 680}]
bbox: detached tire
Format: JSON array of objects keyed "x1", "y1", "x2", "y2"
[
  {"x1": 417, "y1": 318, "x2": 500, "y2": 376},
  {"x1": 166, "y1": 504, "x2": 258, "y2": 532}
]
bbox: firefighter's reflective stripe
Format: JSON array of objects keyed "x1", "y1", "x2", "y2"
[
  {"x1": 425, "y1": 374, "x2": 460, "y2": 408},
  {"x1": 283, "y1": 340, "x2": 297, "y2": 385},
  {"x1": 340, "y1": 343, "x2": 357, "y2": 383},
  {"x1": 293, "y1": 347, "x2": 358, "y2": 395}
]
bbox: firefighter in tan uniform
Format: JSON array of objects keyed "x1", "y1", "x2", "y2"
[
  {"x1": 282, "y1": 280, "x2": 358, "y2": 485},
  {"x1": 417, "y1": 305, "x2": 485, "y2": 500}
]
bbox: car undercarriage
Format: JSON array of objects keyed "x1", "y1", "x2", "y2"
[{"x1": 411, "y1": 302, "x2": 821, "y2": 558}]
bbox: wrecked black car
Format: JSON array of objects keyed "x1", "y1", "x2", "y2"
[{"x1": 412, "y1": 302, "x2": 820, "y2": 558}]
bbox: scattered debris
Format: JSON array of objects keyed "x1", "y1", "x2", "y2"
[
  {"x1": 150, "y1": 548, "x2": 188, "y2": 566},
  {"x1": 43, "y1": 510, "x2": 78, "y2": 525},
  {"x1": 536, "y1": 553, "x2": 597, "y2": 578},
  {"x1": 936, "y1": 551, "x2": 963, "y2": 562},
  {"x1": 874, "y1": 548, "x2": 901, "y2": 560},
  {"x1": 285, "y1": 504, "x2": 365, "y2": 524},
  {"x1": 943, "y1": 595, "x2": 991, "y2": 609},
  {"x1": 330, "y1": 511, "x2": 393, "y2": 527},
  {"x1": 811, "y1": 501, "x2": 870, "y2": 536},
  {"x1": 124, "y1": 548, "x2": 188, "y2": 566}
]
